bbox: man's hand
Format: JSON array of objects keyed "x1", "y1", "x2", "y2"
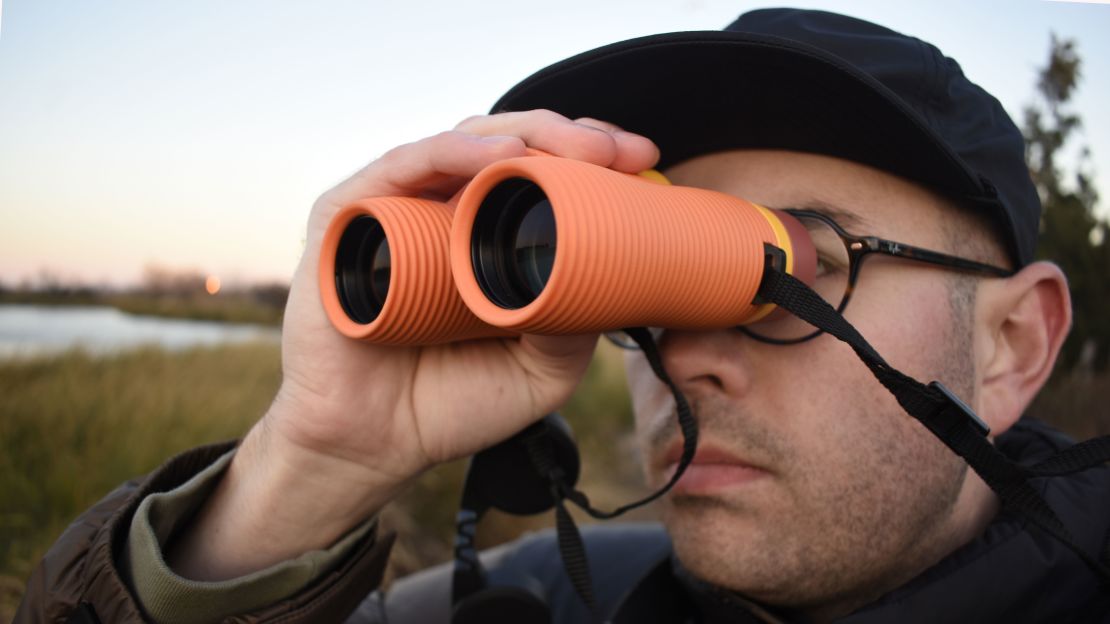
[{"x1": 167, "y1": 111, "x2": 659, "y2": 580}]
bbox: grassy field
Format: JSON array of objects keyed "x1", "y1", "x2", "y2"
[
  {"x1": 0, "y1": 343, "x2": 284, "y2": 618},
  {"x1": 0, "y1": 339, "x2": 641, "y2": 619}
]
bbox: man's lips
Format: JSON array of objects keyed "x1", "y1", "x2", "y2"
[{"x1": 660, "y1": 441, "x2": 770, "y2": 494}]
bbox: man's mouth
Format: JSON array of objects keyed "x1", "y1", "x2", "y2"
[{"x1": 660, "y1": 441, "x2": 771, "y2": 495}]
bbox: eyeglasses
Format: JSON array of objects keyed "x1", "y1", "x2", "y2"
[{"x1": 606, "y1": 209, "x2": 1014, "y2": 348}]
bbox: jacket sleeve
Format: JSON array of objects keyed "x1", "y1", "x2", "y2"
[{"x1": 14, "y1": 441, "x2": 395, "y2": 624}]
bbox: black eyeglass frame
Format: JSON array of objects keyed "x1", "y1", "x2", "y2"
[{"x1": 740, "y1": 209, "x2": 1015, "y2": 345}]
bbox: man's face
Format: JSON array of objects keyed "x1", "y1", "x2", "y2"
[{"x1": 626, "y1": 150, "x2": 984, "y2": 613}]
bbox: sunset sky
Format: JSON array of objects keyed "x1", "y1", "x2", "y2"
[{"x1": 1, "y1": 0, "x2": 1107, "y2": 287}]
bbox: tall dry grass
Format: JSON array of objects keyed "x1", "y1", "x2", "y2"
[
  {"x1": 0, "y1": 339, "x2": 644, "y2": 618},
  {"x1": 0, "y1": 343, "x2": 283, "y2": 616}
]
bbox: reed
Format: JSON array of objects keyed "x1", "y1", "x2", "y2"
[
  {"x1": 0, "y1": 343, "x2": 282, "y2": 618},
  {"x1": 0, "y1": 339, "x2": 642, "y2": 617}
]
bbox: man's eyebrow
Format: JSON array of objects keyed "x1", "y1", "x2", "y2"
[{"x1": 772, "y1": 202, "x2": 870, "y2": 231}]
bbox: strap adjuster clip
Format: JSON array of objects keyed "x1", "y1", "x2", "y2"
[{"x1": 929, "y1": 381, "x2": 990, "y2": 436}]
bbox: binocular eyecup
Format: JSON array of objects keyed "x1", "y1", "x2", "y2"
[
  {"x1": 332, "y1": 178, "x2": 557, "y2": 326},
  {"x1": 335, "y1": 216, "x2": 392, "y2": 324}
]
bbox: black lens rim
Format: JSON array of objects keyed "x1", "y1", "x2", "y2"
[
  {"x1": 334, "y1": 215, "x2": 391, "y2": 324},
  {"x1": 471, "y1": 178, "x2": 557, "y2": 310}
]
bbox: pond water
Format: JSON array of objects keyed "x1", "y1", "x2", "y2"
[{"x1": 0, "y1": 304, "x2": 280, "y2": 358}]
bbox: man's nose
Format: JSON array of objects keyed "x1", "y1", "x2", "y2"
[{"x1": 657, "y1": 329, "x2": 752, "y2": 398}]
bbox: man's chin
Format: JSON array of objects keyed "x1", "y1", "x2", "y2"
[{"x1": 661, "y1": 497, "x2": 806, "y2": 605}]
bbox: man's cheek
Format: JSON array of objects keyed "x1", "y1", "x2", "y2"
[{"x1": 849, "y1": 281, "x2": 949, "y2": 366}]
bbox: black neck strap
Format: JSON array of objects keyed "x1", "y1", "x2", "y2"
[
  {"x1": 551, "y1": 326, "x2": 699, "y2": 521},
  {"x1": 521, "y1": 327, "x2": 699, "y2": 622},
  {"x1": 758, "y1": 268, "x2": 1110, "y2": 583},
  {"x1": 513, "y1": 267, "x2": 1110, "y2": 620}
]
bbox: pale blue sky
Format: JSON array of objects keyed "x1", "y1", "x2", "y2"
[{"x1": 1, "y1": 0, "x2": 1107, "y2": 286}]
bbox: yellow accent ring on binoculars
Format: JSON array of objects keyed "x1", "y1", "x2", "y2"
[{"x1": 745, "y1": 202, "x2": 794, "y2": 325}]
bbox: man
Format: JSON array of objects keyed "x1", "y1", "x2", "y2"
[{"x1": 17, "y1": 8, "x2": 1110, "y2": 623}]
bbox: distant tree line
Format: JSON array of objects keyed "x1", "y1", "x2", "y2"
[
  {"x1": 1025, "y1": 35, "x2": 1109, "y2": 372},
  {"x1": 1, "y1": 264, "x2": 289, "y2": 325}
]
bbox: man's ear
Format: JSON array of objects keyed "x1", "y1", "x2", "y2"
[{"x1": 977, "y1": 261, "x2": 1072, "y2": 436}]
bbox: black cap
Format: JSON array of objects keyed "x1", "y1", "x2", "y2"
[{"x1": 492, "y1": 9, "x2": 1038, "y2": 267}]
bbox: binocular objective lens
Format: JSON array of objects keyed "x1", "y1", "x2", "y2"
[
  {"x1": 514, "y1": 197, "x2": 556, "y2": 298},
  {"x1": 472, "y1": 178, "x2": 557, "y2": 309},
  {"x1": 370, "y1": 239, "x2": 392, "y2": 304},
  {"x1": 335, "y1": 216, "x2": 391, "y2": 324}
]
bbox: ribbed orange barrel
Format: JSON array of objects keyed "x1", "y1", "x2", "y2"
[
  {"x1": 319, "y1": 197, "x2": 510, "y2": 345},
  {"x1": 450, "y1": 156, "x2": 815, "y2": 334}
]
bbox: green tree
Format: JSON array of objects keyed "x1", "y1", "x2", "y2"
[{"x1": 1024, "y1": 35, "x2": 1109, "y2": 371}]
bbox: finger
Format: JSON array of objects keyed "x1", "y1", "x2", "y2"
[
  {"x1": 512, "y1": 333, "x2": 600, "y2": 412},
  {"x1": 572, "y1": 117, "x2": 626, "y2": 133},
  {"x1": 318, "y1": 131, "x2": 527, "y2": 215},
  {"x1": 455, "y1": 110, "x2": 659, "y2": 173},
  {"x1": 519, "y1": 332, "x2": 600, "y2": 362},
  {"x1": 574, "y1": 117, "x2": 661, "y2": 173}
]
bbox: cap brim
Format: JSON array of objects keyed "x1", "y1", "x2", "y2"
[{"x1": 493, "y1": 31, "x2": 987, "y2": 207}]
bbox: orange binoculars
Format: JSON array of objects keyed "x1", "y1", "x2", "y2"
[{"x1": 319, "y1": 153, "x2": 817, "y2": 346}]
